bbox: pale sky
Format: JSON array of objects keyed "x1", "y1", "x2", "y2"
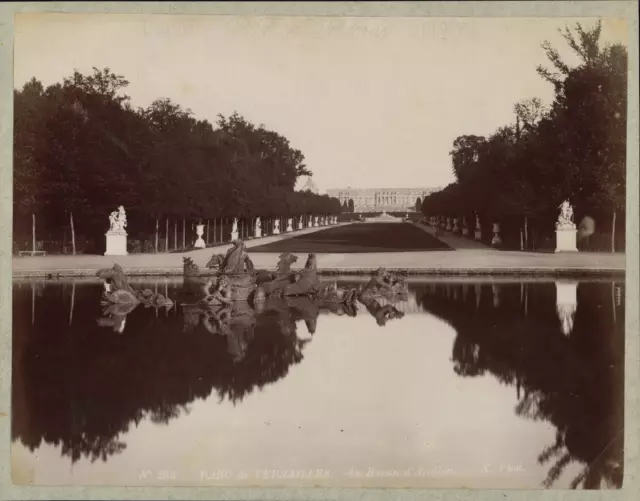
[{"x1": 14, "y1": 14, "x2": 627, "y2": 191}]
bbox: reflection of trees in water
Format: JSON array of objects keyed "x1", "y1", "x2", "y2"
[
  {"x1": 11, "y1": 282, "x2": 311, "y2": 464},
  {"x1": 416, "y1": 281, "x2": 624, "y2": 489}
]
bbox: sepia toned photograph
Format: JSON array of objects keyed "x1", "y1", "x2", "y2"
[{"x1": 5, "y1": 3, "x2": 633, "y2": 494}]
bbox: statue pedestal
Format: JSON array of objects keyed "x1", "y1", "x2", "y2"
[
  {"x1": 255, "y1": 229, "x2": 262, "y2": 238},
  {"x1": 104, "y1": 232, "x2": 128, "y2": 256},
  {"x1": 273, "y1": 227, "x2": 280, "y2": 235},
  {"x1": 286, "y1": 222, "x2": 293, "y2": 232},
  {"x1": 474, "y1": 229, "x2": 482, "y2": 240},
  {"x1": 555, "y1": 228, "x2": 578, "y2": 252},
  {"x1": 231, "y1": 231, "x2": 239, "y2": 241},
  {"x1": 462, "y1": 228, "x2": 469, "y2": 236}
]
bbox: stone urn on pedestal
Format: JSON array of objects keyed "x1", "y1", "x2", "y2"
[
  {"x1": 474, "y1": 215, "x2": 482, "y2": 240},
  {"x1": 491, "y1": 223, "x2": 502, "y2": 246},
  {"x1": 313, "y1": 216, "x2": 318, "y2": 227},
  {"x1": 194, "y1": 223, "x2": 206, "y2": 248},
  {"x1": 286, "y1": 218, "x2": 293, "y2": 232},
  {"x1": 105, "y1": 205, "x2": 128, "y2": 256},
  {"x1": 555, "y1": 200, "x2": 578, "y2": 252},
  {"x1": 273, "y1": 219, "x2": 280, "y2": 235}
]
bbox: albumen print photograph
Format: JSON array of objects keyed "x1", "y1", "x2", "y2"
[{"x1": 10, "y1": 11, "x2": 627, "y2": 490}]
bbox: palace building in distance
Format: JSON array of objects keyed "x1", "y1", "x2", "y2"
[{"x1": 325, "y1": 187, "x2": 441, "y2": 213}]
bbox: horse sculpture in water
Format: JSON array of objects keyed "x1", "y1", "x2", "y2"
[
  {"x1": 97, "y1": 253, "x2": 409, "y2": 338},
  {"x1": 182, "y1": 242, "x2": 408, "y2": 308},
  {"x1": 96, "y1": 263, "x2": 173, "y2": 308}
]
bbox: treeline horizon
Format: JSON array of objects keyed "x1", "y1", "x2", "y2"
[
  {"x1": 13, "y1": 67, "x2": 342, "y2": 252},
  {"x1": 421, "y1": 21, "x2": 627, "y2": 252}
]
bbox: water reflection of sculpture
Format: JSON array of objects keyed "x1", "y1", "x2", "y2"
[
  {"x1": 17, "y1": 247, "x2": 411, "y2": 464},
  {"x1": 357, "y1": 267, "x2": 407, "y2": 326},
  {"x1": 417, "y1": 281, "x2": 624, "y2": 489},
  {"x1": 11, "y1": 285, "x2": 321, "y2": 465}
]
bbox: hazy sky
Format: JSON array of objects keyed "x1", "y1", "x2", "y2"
[{"x1": 14, "y1": 14, "x2": 627, "y2": 191}]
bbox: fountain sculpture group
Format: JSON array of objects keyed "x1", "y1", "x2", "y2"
[{"x1": 97, "y1": 240, "x2": 409, "y2": 333}]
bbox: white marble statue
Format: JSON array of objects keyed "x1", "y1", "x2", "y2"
[
  {"x1": 108, "y1": 205, "x2": 127, "y2": 234},
  {"x1": 286, "y1": 218, "x2": 293, "y2": 232},
  {"x1": 105, "y1": 205, "x2": 128, "y2": 255},
  {"x1": 555, "y1": 200, "x2": 578, "y2": 252},
  {"x1": 231, "y1": 217, "x2": 239, "y2": 241},
  {"x1": 299, "y1": 216, "x2": 304, "y2": 229},
  {"x1": 556, "y1": 200, "x2": 576, "y2": 229},
  {"x1": 254, "y1": 217, "x2": 262, "y2": 238},
  {"x1": 273, "y1": 219, "x2": 280, "y2": 234}
]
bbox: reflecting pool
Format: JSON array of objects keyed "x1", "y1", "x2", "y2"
[{"x1": 11, "y1": 277, "x2": 625, "y2": 489}]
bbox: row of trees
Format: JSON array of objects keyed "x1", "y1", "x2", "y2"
[
  {"x1": 14, "y1": 68, "x2": 342, "y2": 253},
  {"x1": 422, "y1": 22, "x2": 627, "y2": 251}
]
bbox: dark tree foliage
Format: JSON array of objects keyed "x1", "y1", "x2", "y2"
[
  {"x1": 13, "y1": 67, "x2": 341, "y2": 250},
  {"x1": 422, "y1": 22, "x2": 627, "y2": 251}
]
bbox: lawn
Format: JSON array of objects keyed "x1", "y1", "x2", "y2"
[{"x1": 249, "y1": 222, "x2": 452, "y2": 253}]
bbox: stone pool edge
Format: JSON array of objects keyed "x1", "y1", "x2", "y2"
[{"x1": 12, "y1": 267, "x2": 626, "y2": 279}]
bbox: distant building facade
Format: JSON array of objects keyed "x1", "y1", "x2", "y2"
[{"x1": 325, "y1": 187, "x2": 440, "y2": 213}]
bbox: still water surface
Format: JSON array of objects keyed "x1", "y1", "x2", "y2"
[{"x1": 11, "y1": 277, "x2": 624, "y2": 489}]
